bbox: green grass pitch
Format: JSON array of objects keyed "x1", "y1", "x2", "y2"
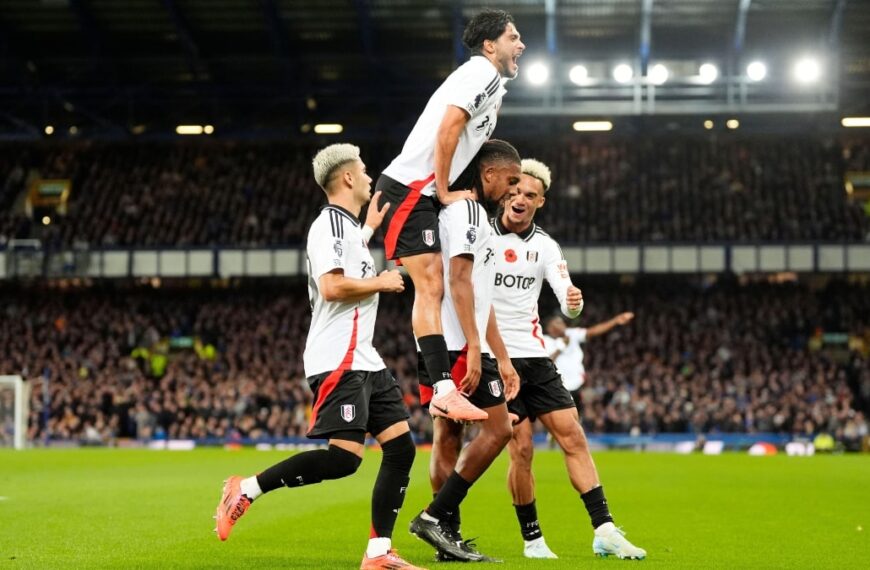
[{"x1": 1, "y1": 448, "x2": 868, "y2": 568}]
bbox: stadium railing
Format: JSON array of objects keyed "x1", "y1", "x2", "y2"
[{"x1": 1, "y1": 242, "x2": 869, "y2": 279}]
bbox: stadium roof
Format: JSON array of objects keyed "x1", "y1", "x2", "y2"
[{"x1": 2, "y1": 0, "x2": 868, "y2": 138}]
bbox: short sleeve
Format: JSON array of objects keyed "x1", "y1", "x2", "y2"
[
  {"x1": 307, "y1": 215, "x2": 348, "y2": 280},
  {"x1": 572, "y1": 328, "x2": 588, "y2": 344},
  {"x1": 443, "y1": 200, "x2": 483, "y2": 259},
  {"x1": 443, "y1": 63, "x2": 502, "y2": 117}
]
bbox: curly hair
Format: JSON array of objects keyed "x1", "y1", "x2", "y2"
[{"x1": 462, "y1": 9, "x2": 515, "y2": 55}]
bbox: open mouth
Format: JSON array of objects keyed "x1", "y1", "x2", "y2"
[{"x1": 510, "y1": 204, "x2": 525, "y2": 215}]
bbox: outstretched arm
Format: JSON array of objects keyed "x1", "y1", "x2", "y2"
[{"x1": 585, "y1": 312, "x2": 634, "y2": 338}]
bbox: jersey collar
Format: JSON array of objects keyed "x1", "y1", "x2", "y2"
[
  {"x1": 322, "y1": 204, "x2": 360, "y2": 226},
  {"x1": 493, "y1": 214, "x2": 536, "y2": 242}
]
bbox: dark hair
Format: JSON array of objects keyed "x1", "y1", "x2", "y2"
[
  {"x1": 462, "y1": 9, "x2": 514, "y2": 55},
  {"x1": 449, "y1": 139, "x2": 521, "y2": 193}
]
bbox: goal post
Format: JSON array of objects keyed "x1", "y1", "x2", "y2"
[{"x1": 0, "y1": 375, "x2": 30, "y2": 450}]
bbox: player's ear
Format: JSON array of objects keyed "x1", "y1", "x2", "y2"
[
  {"x1": 342, "y1": 168, "x2": 354, "y2": 188},
  {"x1": 538, "y1": 195, "x2": 546, "y2": 209}
]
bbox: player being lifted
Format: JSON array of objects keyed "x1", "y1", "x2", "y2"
[
  {"x1": 215, "y1": 144, "x2": 425, "y2": 570},
  {"x1": 376, "y1": 9, "x2": 524, "y2": 422},
  {"x1": 493, "y1": 159, "x2": 646, "y2": 559},
  {"x1": 407, "y1": 140, "x2": 521, "y2": 562}
]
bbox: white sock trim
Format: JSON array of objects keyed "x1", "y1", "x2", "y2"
[
  {"x1": 366, "y1": 537, "x2": 391, "y2": 558},
  {"x1": 594, "y1": 521, "x2": 616, "y2": 536},
  {"x1": 433, "y1": 380, "x2": 456, "y2": 396},
  {"x1": 240, "y1": 476, "x2": 263, "y2": 501}
]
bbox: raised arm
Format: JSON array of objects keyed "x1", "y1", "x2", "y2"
[{"x1": 585, "y1": 312, "x2": 634, "y2": 338}]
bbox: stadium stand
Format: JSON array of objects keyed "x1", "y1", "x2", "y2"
[
  {"x1": 2, "y1": 277, "x2": 866, "y2": 449},
  {"x1": 1, "y1": 136, "x2": 868, "y2": 248}
]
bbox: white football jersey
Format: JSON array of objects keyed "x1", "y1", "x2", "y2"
[
  {"x1": 438, "y1": 199, "x2": 496, "y2": 355},
  {"x1": 382, "y1": 56, "x2": 507, "y2": 196},
  {"x1": 544, "y1": 328, "x2": 587, "y2": 391},
  {"x1": 303, "y1": 205, "x2": 386, "y2": 377},
  {"x1": 490, "y1": 217, "x2": 582, "y2": 358}
]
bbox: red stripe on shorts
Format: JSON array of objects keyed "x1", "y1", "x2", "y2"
[
  {"x1": 307, "y1": 308, "x2": 359, "y2": 433},
  {"x1": 384, "y1": 173, "x2": 435, "y2": 260}
]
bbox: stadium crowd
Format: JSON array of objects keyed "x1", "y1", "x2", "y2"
[
  {"x1": 1, "y1": 278, "x2": 867, "y2": 449},
  {"x1": 0, "y1": 136, "x2": 868, "y2": 248}
]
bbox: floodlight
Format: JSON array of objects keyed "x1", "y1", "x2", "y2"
[{"x1": 746, "y1": 61, "x2": 767, "y2": 82}]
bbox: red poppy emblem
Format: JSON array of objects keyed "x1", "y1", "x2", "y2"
[{"x1": 505, "y1": 249, "x2": 517, "y2": 263}]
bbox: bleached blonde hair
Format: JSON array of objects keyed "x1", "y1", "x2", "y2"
[
  {"x1": 521, "y1": 158, "x2": 552, "y2": 193},
  {"x1": 312, "y1": 143, "x2": 361, "y2": 190}
]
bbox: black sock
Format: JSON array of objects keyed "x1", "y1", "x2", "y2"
[
  {"x1": 581, "y1": 485, "x2": 614, "y2": 529},
  {"x1": 434, "y1": 492, "x2": 461, "y2": 535},
  {"x1": 427, "y1": 470, "x2": 471, "y2": 522},
  {"x1": 371, "y1": 433, "x2": 415, "y2": 538},
  {"x1": 256, "y1": 445, "x2": 362, "y2": 493},
  {"x1": 418, "y1": 335, "x2": 453, "y2": 388},
  {"x1": 514, "y1": 500, "x2": 543, "y2": 541}
]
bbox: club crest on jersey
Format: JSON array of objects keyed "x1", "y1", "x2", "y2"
[
  {"x1": 466, "y1": 226, "x2": 477, "y2": 244},
  {"x1": 422, "y1": 229, "x2": 435, "y2": 246},
  {"x1": 527, "y1": 251, "x2": 539, "y2": 263},
  {"x1": 340, "y1": 405, "x2": 356, "y2": 422},
  {"x1": 488, "y1": 381, "x2": 502, "y2": 397},
  {"x1": 505, "y1": 249, "x2": 517, "y2": 263}
]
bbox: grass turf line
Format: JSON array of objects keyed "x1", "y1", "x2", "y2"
[{"x1": 1, "y1": 449, "x2": 868, "y2": 568}]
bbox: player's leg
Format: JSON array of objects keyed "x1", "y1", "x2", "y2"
[
  {"x1": 507, "y1": 417, "x2": 558, "y2": 559},
  {"x1": 379, "y1": 181, "x2": 485, "y2": 423},
  {"x1": 215, "y1": 433, "x2": 364, "y2": 541},
  {"x1": 361, "y1": 370, "x2": 425, "y2": 569},
  {"x1": 215, "y1": 370, "x2": 368, "y2": 541},
  {"x1": 538, "y1": 408, "x2": 646, "y2": 560},
  {"x1": 429, "y1": 416, "x2": 463, "y2": 531},
  {"x1": 410, "y1": 358, "x2": 510, "y2": 561},
  {"x1": 401, "y1": 254, "x2": 487, "y2": 423}
]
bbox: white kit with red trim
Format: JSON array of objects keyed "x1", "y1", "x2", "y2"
[
  {"x1": 382, "y1": 56, "x2": 507, "y2": 197},
  {"x1": 490, "y1": 217, "x2": 580, "y2": 358},
  {"x1": 437, "y1": 199, "x2": 496, "y2": 355},
  {"x1": 303, "y1": 205, "x2": 385, "y2": 377}
]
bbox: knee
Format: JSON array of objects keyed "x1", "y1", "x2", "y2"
[
  {"x1": 558, "y1": 426, "x2": 589, "y2": 456},
  {"x1": 417, "y1": 274, "x2": 443, "y2": 301},
  {"x1": 487, "y1": 421, "x2": 512, "y2": 451},
  {"x1": 381, "y1": 431, "x2": 416, "y2": 473},
  {"x1": 325, "y1": 445, "x2": 363, "y2": 479},
  {"x1": 510, "y1": 435, "x2": 535, "y2": 467}
]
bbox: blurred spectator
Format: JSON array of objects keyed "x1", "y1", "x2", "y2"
[
  {"x1": 1, "y1": 277, "x2": 867, "y2": 446},
  {"x1": 0, "y1": 136, "x2": 868, "y2": 247}
]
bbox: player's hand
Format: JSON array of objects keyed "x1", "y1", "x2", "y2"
[
  {"x1": 566, "y1": 286, "x2": 584, "y2": 312},
  {"x1": 459, "y1": 345, "x2": 482, "y2": 395},
  {"x1": 615, "y1": 311, "x2": 634, "y2": 325},
  {"x1": 439, "y1": 189, "x2": 477, "y2": 206},
  {"x1": 364, "y1": 191, "x2": 390, "y2": 232},
  {"x1": 498, "y1": 359, "x2": 520, "y2": 402},
  {"x1": 377, "y1": 270, "x2": 404, "y2": 293}
]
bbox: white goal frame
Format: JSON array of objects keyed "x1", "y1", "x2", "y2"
[{"x1": 0, "y1": 375, "x2": 29, "y2": 450}]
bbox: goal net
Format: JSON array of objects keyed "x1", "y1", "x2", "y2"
[{"x1": 0, "y1": 375, "x2": 29, "y2": 450}]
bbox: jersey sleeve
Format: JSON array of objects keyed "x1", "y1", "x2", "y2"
[
  {"x1": 542, "y1": 236, "x2": 583, "y2": 318},
  {"x1": 306, "y1": 215, "x2": 348, "y2": 280},
  {"x1": 570, "y1": 328, "x2": 588, "y2": 344},
  {"x1": 444, "y1": 63, "x2": 503, "y2": 118},
  {"x1": 444, "y1": 200, "x2": 483, "y2": 259}
]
